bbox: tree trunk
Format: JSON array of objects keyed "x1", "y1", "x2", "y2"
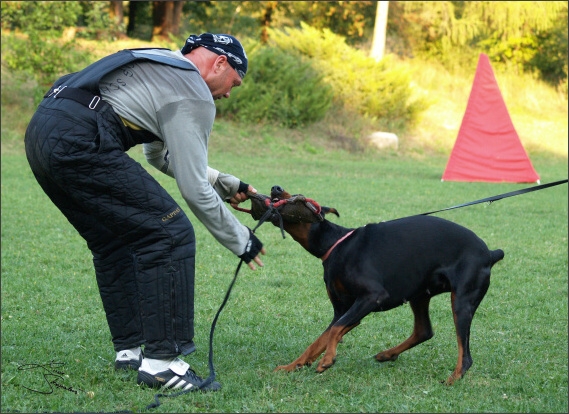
[
  {"x1": 370, "y1": 1, "x2": 389, "y2": 61},
  {"x1": 109, "y1": 0, "x2": 127, "y2": 38},
  {"x1": 261, "y1": 1, "x2": 278, "y2": 44},
  {"x1": 127, "y1": 0, "x2": 138, "y2": 36},
  {"x1": 172, "y1": 1, "x2": 184, "y2": 36},
  {"x1": 152, "y1": 1, "x2": 174, "y2": 40},
  {"x1": 109, "y1": 0, "x2": 123, "y2": 25}
]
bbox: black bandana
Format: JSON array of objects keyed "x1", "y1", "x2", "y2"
[{"x1": 181, "y1": 33, "x2": 248, "y2": 79}]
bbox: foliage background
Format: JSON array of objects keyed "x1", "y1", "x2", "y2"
[{"x1": 2, "y1": 1, "x2": 567, "y2": 133}]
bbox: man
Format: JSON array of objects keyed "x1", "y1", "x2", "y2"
[{"x1": 24, "y1": 33, "x2": 265, "y2": 392}]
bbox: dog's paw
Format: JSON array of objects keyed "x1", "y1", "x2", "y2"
[
  {"x1": 274, "y1": 362, "x2": 306, "y2": 372},
  {"x1": 316, "y1": 357, "x2": 336, "y2": 373},
  {"x1": 375, "y1": 352, "x2": 399, "y2": 362},
  {"x1": 273, "y1": 365, "x2": 293, "y2": 372},
  {"x1": 315, "y1": 365, "x2": 328, "y2": 373},
  {"x1": 443, "y1": 371, "x2": 462, "y2": 385}
]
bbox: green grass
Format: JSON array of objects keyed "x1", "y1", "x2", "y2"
[
  {"x1": 2, "y1": 144, "x2": 567, "y2": 412},
  {"x1": 1, "y1": 37, "x2": 568, "y2": 412}
]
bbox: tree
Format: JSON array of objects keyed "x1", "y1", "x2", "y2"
[
  {"x1": 288, "y1": 1, "x2": 376, "y2": 42},
  {"x1": 389, "y1": 1, "x2": 567, "y2": 83},
  {"x1": 109, "y1": 0, "x2": 123, "y2": 26},
  {"x1": 127, "y1": 1, "x2": 152, "y2": 40},
  {"x1": 108, "y1": 0, "x2": 126, "y2": 39},
  {"x1": 152, "y1": 0, "x2": 184, "y2": 40},
  {"x1": 399, "y1": 1, "x2": 566, "y2": 52},
  {"x1": 260, "y1": 1, "x2": 278, "y2": 44}
]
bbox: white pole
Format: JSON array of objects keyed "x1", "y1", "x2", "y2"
[{"x1": 370, "y1": 1, "x2": 389, "y2": 62}]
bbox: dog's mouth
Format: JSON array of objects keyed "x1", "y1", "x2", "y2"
[
  {"x1": 270, "y1": 185, "x2": 292, "y2": 201},
  {"x1": 246, "y1": 186, "x2": 323, "y2": 223}
]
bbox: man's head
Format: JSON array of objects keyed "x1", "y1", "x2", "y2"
[
  {"x1": 181, "y1": 33, "x2": 247, "y2": 100},
  {"x1": 182, "y1": 33, "x2": 247, "y2": 78}
]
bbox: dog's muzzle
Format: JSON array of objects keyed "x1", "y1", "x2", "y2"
[{"x1": 248, "y1": 192, "x2": 323, "y2": 223}]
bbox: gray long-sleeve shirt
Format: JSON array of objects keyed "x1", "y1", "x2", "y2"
[{"x1": 99, "y1": 49, "x2": 249, "y2": 256}]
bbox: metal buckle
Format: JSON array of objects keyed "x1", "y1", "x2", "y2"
[
  {"x1": 50, "y1": 85, "x2": 67, "y2": 98},
  {"x1": 89, "y1": 95, "x2": 101, "y2": 109}
]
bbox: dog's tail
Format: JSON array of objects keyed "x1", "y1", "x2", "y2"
[{"x1": 490, "y1": 249, "x2": 505, "y2": 266}]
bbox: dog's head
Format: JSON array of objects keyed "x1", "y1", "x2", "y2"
[{"x1": 248, "y1": 185, "x2": 339, "y2": 224}]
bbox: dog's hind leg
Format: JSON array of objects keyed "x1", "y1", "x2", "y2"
[
  {"x1": 375, "y1": 295, "x2": 434, "y2": 362},
  {"x1": 446, "y1": 267, "x2": 491, "y2": 385}
]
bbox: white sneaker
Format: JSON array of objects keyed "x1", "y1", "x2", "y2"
[{"x1": 114, "y1": 349, "x2": 143, "y2": 371}]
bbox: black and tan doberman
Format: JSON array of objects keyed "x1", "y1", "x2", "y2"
[{"x1": 252, "y1": 185, "x2": 504, "y2": 385}]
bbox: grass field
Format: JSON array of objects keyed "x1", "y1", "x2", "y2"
[
  {"x1": 2, "y1": 144, "x2": 567, "y2": 412},
  {"x1": 1, "y1": 37, "x2": 568, "y2": 413}
]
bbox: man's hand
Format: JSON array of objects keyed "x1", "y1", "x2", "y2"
[
  {"x1": 239, "y1": 228, "x2": 266, "y2": 270},
  {"x1": 229, "y1": 184, "x2": 257, "y2": 208},
  {"x1": 246, "y1": 247, "x2": 266, "y2": 270}
]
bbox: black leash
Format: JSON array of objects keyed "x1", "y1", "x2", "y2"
[
  {"x1": 146, "y1": 204, "x2": 282, "y2": 410},
  {"x1": 420, "y1": 179, "x2": 567, "y2": 216}
]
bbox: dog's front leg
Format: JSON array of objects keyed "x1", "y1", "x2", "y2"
[
  {"x1": 316, "y1": 323, "x2": 359, "y2": 372},
  {"x1": 274, "y1": 328, "x2": 332, "y2": 372},
  {"x1": 317, "y1": 293, "x2": 387, "y2": 372}
]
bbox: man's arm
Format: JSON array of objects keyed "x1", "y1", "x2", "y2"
[
  {"x1": 143, "y1": 140, "x2": 245, "y2": 202},
  {"x1": 156, "y1": 98, "x2": 251, "y2": 256}
]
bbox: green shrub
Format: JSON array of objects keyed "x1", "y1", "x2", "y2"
[
  {"x1": 2, "y1": 32, "x2": 92, "y2": 105},
  {"x1": 1, "y1": 2, "x2": 97, "y2": 105},
  {"x1": 216, "y1": 41, "x2": 333, "y2": 128},
  {"x1": 267, "y1": 23, "x2": 427, "y2": 131},
  {"x1": 1, "y1": 1, "x2": 80, "y2": 35},
  {"x1": 529, "y1": 7, "x2": 568, "y2": 97}
]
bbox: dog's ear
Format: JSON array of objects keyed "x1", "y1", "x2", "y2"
[{"x1": 322, "y1": 206, "x2": 340, "y2": 218}]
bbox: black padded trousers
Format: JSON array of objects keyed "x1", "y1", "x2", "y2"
[{"x1": 25, "y1": 97, "x2": 196, "y2": 359}]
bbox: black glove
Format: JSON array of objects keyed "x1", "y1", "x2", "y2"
[
  {"x1": 238, "y1": 228, "x2": 263, "y2": 264},
  {"x1": 237, "y1": 181, "x2": 249, "y2": 194}
]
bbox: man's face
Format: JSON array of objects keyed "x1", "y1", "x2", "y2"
[{"x1": 209, "y1": 59, "x2": 243, "y2": 100}]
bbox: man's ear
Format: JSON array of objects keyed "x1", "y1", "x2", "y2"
[{"x1": 214, "y1": 55, "x2": 228, "y2": 73}]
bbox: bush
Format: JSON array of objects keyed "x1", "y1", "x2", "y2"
[
  {"x1": 215, "y1": 41, "x2": 333, "y2": 128},
  {"x1": 1, "y1": 0, "x2": 94, "y2": 105},
  {"x1": 1, "y1": 1, "x2": 80, "y2": 35},
  {"x1": 267, "y1": 23, "x2": 427, "y2": 131},
  {"x1": 1, "y1": 32, "x2": 92, "y2": 105},
  {"x1": 529, "y1": 7, "x2": 568, "y2": 97}
]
